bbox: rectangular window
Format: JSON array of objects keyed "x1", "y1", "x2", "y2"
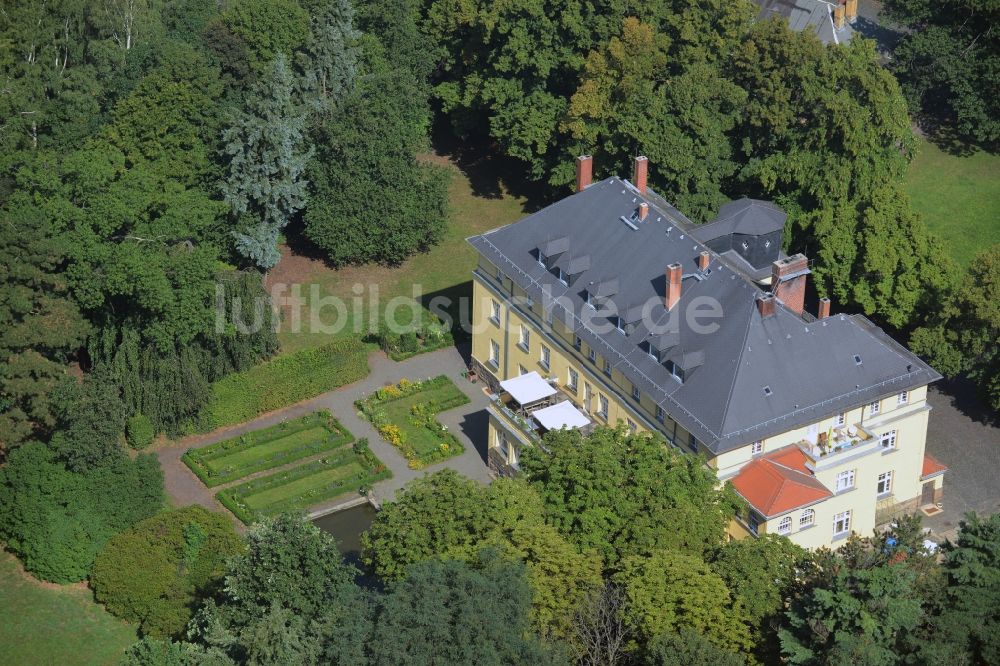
[
  {"x1": 835, "y1": 469, "x2": 856, "y2": 492},
  {"x1": 557, "y1": 268, "x2": 568, "y2": 286},
  {"x1": 603, "y1": 359, "x2": 612, "y2": 377},
  {"x1": 518, "y1": 365, "x2": 528, "y2": 376},
  {"x1": 567, "y1": 369, "x2": 579, "y2": 392},
  {"x1": 537, "y1": 250, "x2": 547, "y2": 267},
  {"x1": 747, "y1": 511, "x2": 760, "y2": 536},
  {"x1": 588, "y1": 348, "x2": 597, "y2": 363},
  {"x1": 647, "y1": 344, "x2": 658, "y2": 362},
  {"x1": 666, "y1": 360, "x2": 685, "y2": 383},
  {"x1": 869, "y1": 400, "x2": 881, "y2": 415},
  {"x1": 598, "y1": 394, "x2": 609, "y2": 418},
  {"x1": 655, "y1": 406, "x2": 665, "y2": 423},
  {"x1": 614, "y1": 316, "x2": 625, "y2": 334},
  {"x1": 897, "y1": 391, "x2": 908, "y2": 405},
  {"x1": 877, "y1": 471, "x2": 893, "y2": 496},
  {"x1": 688, "y1": 432, "x2": 698, "y2": 452},
  {"x1": 751, "y1": 440, "x2": 764, "y2": 456},
  {"x1": 799, "y1": 509, "x2": 815, "y2": 527},
  {"x1": 540, "y1": 344, "x2": 550, "y2": 370},
  {"x1": 497, "y1": 432, "x2": 510, "y2": 462},
  {"x1": 631, "y1": 384, "x2": 640, "y2": 401},
  {"x1": 880, "y1": 429, "x2": 897, "y2": 450},
  {"x1": 490, "y1": 299, "x2": 501, "y2": 325},
  {"x1": 574, "y1": 335, "x2": 582, "y2": 351},
  {"x1": 489, "y1": 340, "x2": 500, "y2": 367},
  {"x1": 584, "y1": 383, "x2": 593, "y2": 413},
  {"x1": 585, "y1": 291, "x2": 595, "y2": 309},
  {"x1": 627, "y1": 419, "x2": 637, "y2": 433},
  {"x1": 518, "y1": 325, "x2": 530, "y2": 351},
  {"x1": 833, "y1": 510, "x2": 852, "y2": 537},
  {"x1": 835, "y1": 412, "x2": 846, "y2": 427}
]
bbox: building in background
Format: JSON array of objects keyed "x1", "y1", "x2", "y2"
[
  {"x1": 754, "y1": 0, "x2": 858, "y2": 45},
  {"x1": 466, "y1": 155, "x2": 945, "y2": 550}
]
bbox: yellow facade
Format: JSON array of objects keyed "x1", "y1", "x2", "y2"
[{"x1": 471, "y1": 257, "x2": 940, "y2": 550}]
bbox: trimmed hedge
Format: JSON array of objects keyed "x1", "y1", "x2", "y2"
[
  {"x1": 373, "y1": 310, "x2": 455, "y2": 361},
  {"x1": 356, "y1": 375, "x2": 470, "y2": 469},
  {"x1": 206, "y1": 338, "x2": 369, "y2": 427},
  {"x1": 217, "y1": 439, "x2": 390, "y2": 524},
  {"x1": 182, "y1": 411, "x2": 354, "y2": 487}
]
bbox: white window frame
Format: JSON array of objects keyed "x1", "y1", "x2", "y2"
[
  {"x1": 588, "y1": 348, "x2": 597, "y2": 363},
  {"x1": 585, "y1": 291, "x2": 595, "y2": 309},
  {"x1": 614, "y1": 316, "x2": 625, "y2": 334},
  {"x1": 540, "y1": 344, "x2": 550, "y2": 370},
  {"x1": 877, "y1": 470, "x2": 893, "y2": 496},
  {"x1": 835, "y1": 469, "x2": 856, "y2": 492},
  {"x1": 751, "y1": 440, "x2": 764, "y2": 456},
  {"x1": 897, "y1": 391, "x2": 908, "y2": 405},
  {"x1": 557, "y1": 267, "x2": 568, "y2": 286},
  {"x1": 518, "y1": 325, "x2": 530, "y2": 351},
  {"x1": 799, "y1": 508, "x2": 815, "y2": 527},
  {"x1": 835, "y1": 412, "x2": 846, "y2": 427},
  {"x1": 647, "y1": 344, "x2": 658, "y2": 362},
  {"x1": 880, "y1": 429, "x2": 897, "y2": 450},
  {"x1": 537, "y1": 250, "x2": 547, "y2": 267},
  {"x1": 488, "y1": 340, "x2": 500, "y2": 367},
  {"x1": 567, "y1": 368, "x2": 578, "y2": 392},
  {"x1": 631, "y1": 384, "x2": 640, "y2": 401},
  {"x1": 778, "y1": 516, "x2": 792, "y2": 535},
  {"x1": 833, "y1": 510, "x2": 852, "y2": 537},
  {"x1": 869, "y1": 400, "x2": 881, "y2": 415},
  {"x1": 598, "y1": 394, "x2": 609, "y2": 418},
  {"x1": 489, "y1": 299, "x2": 501, "y2": 325},
  {"x1": 655, "y1": 405, "x2": 665, "y2": 423},
  {"x1": 603, "y1": 359, "x2": 612, "y2": 376}
]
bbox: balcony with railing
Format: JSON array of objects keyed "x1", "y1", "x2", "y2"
[
  {"x1": 486, "y1": 372, "x2": 593, "y2": 445},
  {"x1": 798, "y1": 423, "x2": 880, "y2": 471}
]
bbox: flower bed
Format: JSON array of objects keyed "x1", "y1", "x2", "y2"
[
  {"x1": 216, "y1": 438, "x2": 391, "y2": 524},
  {"x1": 182, "y1": 411, "x2": 354, "y2": 487},
  {"x1": 355, "y1": 375, "x2": 470, "y2": 469}
]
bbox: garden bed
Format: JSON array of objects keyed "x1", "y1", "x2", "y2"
[
  {"x1": 216, "y1": 439, "x2": 390, "y2": 524},
  {"x1": 182, "y1": 411, "x2": 354, "y2": 487},
  {"x1": 356, "y1": 375, "x2": 470, "y2": 469}
]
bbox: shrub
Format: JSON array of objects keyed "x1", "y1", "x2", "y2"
[
  {"x1": 207, "y1": 338, "x2": 369, "y2": 427},
  {"x1": 127, "y1": 414, "x2": 156, "y2": 449},
  {"x1": 400, "y1": 331, "x2": 419, "y2": 353},
  {"x1": 90, "y1": 506, "x2": 244, "y2": 638}
]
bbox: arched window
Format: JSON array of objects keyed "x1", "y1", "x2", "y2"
[
  {"x1": 799, "y1": 508, "x2": 815, "y2": 527},
  {"x1": 778, "y1": 516, "x2": 793, "y2": 535}
]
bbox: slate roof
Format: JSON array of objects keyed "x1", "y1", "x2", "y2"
[
  {"x1": 691, "y1": 198, "x2": 787, "y2": 240},
  {"x1": 730, "y1": 446, "x2": 832, "y2": 517},
  {"x1": 754, "y1": 0, "x2": 855, "y2": 45},
  {"x1": 467, "y1": 177, "x2": 941, "y2": 455}
]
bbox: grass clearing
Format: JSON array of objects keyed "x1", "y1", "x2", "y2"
[
  {"x1": 183, "y1": 411, "x2": 353, "y2": 487},
  {"x1": 357, "y1": 375, "x2": 471, "y2": 468},
  {"x1": 0, "y1": 551, "x2": 137, "y2": 665},
  {"x1": 906, "y1": 137, "x2": 1000, "y2": 267},
  {"x1": 217, "y1": 439, "x2": 390, "y2": 524},
  {"x1": 271, "y1": 151, "x2": 533, "y2": 356}
]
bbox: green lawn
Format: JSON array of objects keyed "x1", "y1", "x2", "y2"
[
  {"x1": 216, "y1": 441, "x2": 390, "y2": 524},
  {"x1": 357, "y1": 375, "x2": 471, "y2": 468},
  {"x1": 183, "y1": 411, "x2": 354, "y2": 487},
  {"x1": 906, "y1": 137, "x2": 1000, "y2": 267},
  {"x1": 273, "y1": 153, "x2": 532, "y2": 355},
  {"x1": 0, "y1": 551, "x2": 137, "y2": 665}
]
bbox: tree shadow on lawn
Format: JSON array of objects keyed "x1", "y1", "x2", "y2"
[{"x1": 430, "y1": 118, "x2": 552, "y2": 211}]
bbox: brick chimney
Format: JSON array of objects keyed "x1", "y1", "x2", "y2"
[
  {"x1": 845, "y1": 0, "x2": 858, "y2": 21},
  {"x1": 771, "y1": 254, "x2": 809, "y2": 315},
  {"x1": 698, "y1": 251, "x2": 710, "y2": 271},
  {"x1": 633, "y1": 156, "x2": 648, "y2": 195},
  {"x1": 638, "y1": 202, "x2": 649, "y2": 221},
  {"x1": 757, "y1": 294, "x2": 776, "y2": 318},
  {"x1": 576, "y1": 155, "x2": 593, "y2": 192},
  {"x1": 666, "y1": 263, "x2": 682, "y2": 311},
  {"x1": 818, "y1": 297, "x2": 831, "y2": 320},
  {"x1": 833, "y1": 0, "x2": 846, "y2": 28}
]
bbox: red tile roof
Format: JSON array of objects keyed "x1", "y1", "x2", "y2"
[
  {"x1": 921, "y1": 454, "x2": 948, "y2": 479},
  {"x1": 730, "y1": 446, "x2": 831, "y2": 518}
]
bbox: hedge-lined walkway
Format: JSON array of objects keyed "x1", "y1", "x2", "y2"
[{"x1": 157, "y1": 346, "x2": 493, "y2": 522}]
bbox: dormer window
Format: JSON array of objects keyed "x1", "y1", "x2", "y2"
[
  {"x1": 666, "y1": 360, "x2": 685, "y2": 383},
  {"x1": 647, "y1": 343, "x2": 659, "y2": 362},
  {"x1": 557, "y1": 267, "x2": 568, "y2": 286},
  {"x1": 585, "y1": 291, "x2": 595, "y2": 309},
  {"x1": 741, "y1": 241, "x2": 749, "y2": 250},
  {"x1": 613, "y1": 316, "x2": 625, "y2": 334},
  {"x1": 537, "y1": 250, "x2": 547, "y2": 267}
]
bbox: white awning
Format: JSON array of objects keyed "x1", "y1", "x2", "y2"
[
  {"x1": 532, "y1": 401, "x2": 591, "y2": 431},
  {"x1": 500, "y1": 371, "x2": 556, "y2": 405}
]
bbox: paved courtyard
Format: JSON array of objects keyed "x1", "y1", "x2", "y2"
[
  {"x1": 157, "y1": 346, "x2": 493, "y2": 524},
  {"x1": 922, "y1": 383, "x2": 1000, "y2": 542}
]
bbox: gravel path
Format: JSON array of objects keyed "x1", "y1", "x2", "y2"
[{"x1": 156, "y1": 347, "x2": 492, "y2": 522}]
